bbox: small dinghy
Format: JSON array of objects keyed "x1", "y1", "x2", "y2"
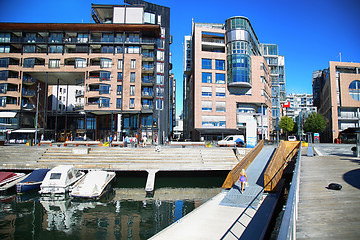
[
  {"x1": 39, "y1": 165, "x2": 85, "y2": 195},
  {"x1": 70, "y1": 170, "x2": 116, "y2": 199},
  {"x1": 16, "y1": 169, "x2": 50, "y2": 194},
  {"x1": 0, "y1": 172, "x2": 27, "y2": 192}
]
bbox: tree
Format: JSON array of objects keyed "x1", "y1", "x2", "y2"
[
  {"x1": 303, "y1": 113, "x2": 327, "y2": 133},
  {"x1": 279, "y1": 116, "x2": 295, "y2": 138}
]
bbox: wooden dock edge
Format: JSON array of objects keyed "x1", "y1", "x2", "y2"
[{"x1": 221, "y1": 140, "x2": 264, "y2": 189}]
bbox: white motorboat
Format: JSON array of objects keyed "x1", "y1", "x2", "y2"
[
  {"x1": 39, "y1": 165, "x2": 85, "y2": 194},
  {"x1": 70, "y1": 170, "x2": 116, "y2": 199}
]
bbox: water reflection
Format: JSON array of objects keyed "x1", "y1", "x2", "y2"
[{"x1": 0, "y1": 187, "x2": 221, "y2": 240}]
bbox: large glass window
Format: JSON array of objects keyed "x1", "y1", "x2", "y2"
[
  {"x1": 216, "y1": 102, "x2": 226, "y2": 112},
  {"x1": 99, "y1": 97, "x2": 110, "y2": 107},
  {"x1": 49, "y1": 59, "x2": 60, "y2": 68},
  {"x1": 129, "y1": 98, "x2": 135, "y2": 109},
  {"x1": 215, "y1": 73, "x2": 225, "y2": 84},
  {"x1": 202, "y1": 58, "x2": 212, "y2": 69},
  {"x1": 100, "y1": 58, "x2": 112, "y2": 68},
  {"x1": 202, "y1": 72, "x2": 212, "y2": 83},
  {"x1": 118, "y1": 59, "x2": 123, "y2": 69},
  {"x1": 100, "y1": 71, "x2": 111, "y2": 81},
  {"x1": 99, "y1": 84, "x2": 110, "y2": 94},
  {"x1": 0, "y1": 33, "x2": 11, "y2": 43},
  {"x1": 75, "y1": 58, "x2": 86, "y2": 68},
  {"x1": 0, "y1": 46, "x2": 10, "y2": 53},
  {"x1": 349, "y1": 80, "x2": 360, "y2": 101},
  {"x1": 49, "y1": 45, "x2": 63, "y2": 53},
  {"x1": 23, "y1": 45, "x2": 35, "y2": 53},
  {"x1": 215, "y1": 60, "x2": 225, "y2": 70}
]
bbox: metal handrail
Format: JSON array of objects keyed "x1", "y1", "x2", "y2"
[
  {"x1": 277, "y1": 144, "x2": 302, "y2": 240},
  {"x1": 220, "y1": 144, "x2": 301, "y2": 240}
]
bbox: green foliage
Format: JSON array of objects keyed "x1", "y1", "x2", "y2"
[
  {"x1": 279, "y1": 116, "x2": 295, "y2": 136},
  {"x1": 303, "y1": 113, "x2": 327, "y2": 133}
]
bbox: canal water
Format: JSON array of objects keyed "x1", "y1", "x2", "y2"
[{"x1": 0, "y1": 171, "x2": 227, "y2": 240}]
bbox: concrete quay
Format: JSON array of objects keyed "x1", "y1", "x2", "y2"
[{"x1": 0, "y1": 144, "x2": 251, "y2": 193}]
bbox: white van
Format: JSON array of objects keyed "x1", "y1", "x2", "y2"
[
  {"x1": 288, "y1": 136, "x2": 297, "y2": 141},
  {"x1": 217, "y1": 135, "x2": 245, "y2": 147}
]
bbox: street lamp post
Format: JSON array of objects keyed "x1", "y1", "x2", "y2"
[{"x1": 34, "y1": 83, "x2": 40, "y2": 145}]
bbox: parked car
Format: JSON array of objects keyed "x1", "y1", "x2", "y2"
[{"x1": 217, "y1": 135, "x2": 245, "y2": 147}]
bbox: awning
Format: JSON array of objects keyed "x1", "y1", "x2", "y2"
[
  {"x1": 12, "y1": 129, "x2": 37, "y2": 133},
  {"x1": 0, "y1": 112, "x2": 17, "y2": 118}
]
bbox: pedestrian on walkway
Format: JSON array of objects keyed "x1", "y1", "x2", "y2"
[{"x1": 239, "y1": 169, "x2": 248, "y2": 193}]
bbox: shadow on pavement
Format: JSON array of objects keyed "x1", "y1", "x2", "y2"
[{"x1": 343, "y1": 168, "x2": 360, "y2": 190}]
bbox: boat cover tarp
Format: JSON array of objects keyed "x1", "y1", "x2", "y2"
[
  {"x1": 0, "y1": 172, "x2": 16, "y2": 182},
  {"x1": 19, "y1": 169, "x2": 50, "y2": 183}
]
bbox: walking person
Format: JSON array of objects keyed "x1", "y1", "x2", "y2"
[{"x1": 239, "y1": 169, "x2": 248, "y2": 193}]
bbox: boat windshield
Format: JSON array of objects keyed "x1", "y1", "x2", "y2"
[{"x1": 50, "y1": 173, "x2": 62, "y2": 180}]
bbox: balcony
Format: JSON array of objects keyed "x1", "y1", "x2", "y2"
[
  {"x1": 22, "y1": 89, "x2": 36, "y2": 98},
  {"x1": 23, "y1": 76, "x2": 36, "y2": 85}
]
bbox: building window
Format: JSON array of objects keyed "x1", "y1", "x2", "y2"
[
  {"x1": 216, "y1": 101, "x2": 226, "y2": 112},
  {"x1": 202, "y1": 72, "x2": 212, "y2": 83},
  {"x1": 100, "y1": 58, "x2": 112, "y2": 68},
  {"x1": 116, "y1": 98, "x2": 122, "y2": 109},
  {"x1": 127, "y1": 46, "x2": 140, "y2": 53},
  {"x1": 202, "y1": 86, "x2": 212, "y2": 97},
  {"x1": 202, "y1": 101, "x2": 212, "y2": 111},
  {"x1": 49, "y1": 59, "x2": 60, "y2": 68},
  {"x1": 117, "y1": 72, "x2": 123, "y2": 82},
  {"x1": 156, "y1": 75, "x2": 164, "y2": 85},
  {"x1": 49, "y1": 45, "x2": 63, "y2": 53},
  {"x1": 23, "y1": 45, "x2": 35, "y2": 53},
  {"x1": 118, "y1": 59, "x2": 123, "y2": 69},
  {"x1": 23, "y1": 58, "x2": 35, "y2": 68},
  {"x1": 117, "y1": 85, "x2": 122, "y2": 95},
  {"x1": 216, "y1": 87, "x2": 226, "y2": 97},
  {"x1": 99, "y1": 97, "x2": 110, "y2": 108},
  {"x1": 130, "y1": 98, "x2": 135, "y2": 109},
  {"x1": 130, "y1": 72, "x2": 136, "y2": 82},
  {"x1": 75, "y1": 58, "x2": 86, "y2": 68},
  {"x1": 0, "y1": 45, "x2": 10, "y2": 53},
  {"x1": 99, "y1": 84, "x2": 110, "y2": 94},
  {"x1": 215, "y1": 73, "x2": 226, "y2": 84},
  {"x1": 130, "y1": 85, "x2": 135, "y2": 96},
  {"x1": 130, "y1": 59, "x2": 136, "y2": 69},
  {"x1": 100, "y1": 71, "x2": 111, "y2": 81},
  {"x1": 202, "y1": 58, "x2": 212, "y2": 69},
  {"x1": 0, "y1": 33, "x2": 11, "y2": 43},
  {"x1": 349, "y1": 80, "x2": 360, "y2": 101},
  {"x1": 215, "y1": 60, "x2": 225, "y2": 70},
  {"x1": 157, "y1": 62, "x2": 164, "y2": 73}
]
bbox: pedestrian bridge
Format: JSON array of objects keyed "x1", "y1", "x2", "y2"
[{"x1": 151, "y1": 140, "x2": 301, "y2": 240}]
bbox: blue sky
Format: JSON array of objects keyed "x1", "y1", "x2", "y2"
[{"x1": 1, "y1": 0, "x2": 359, "y2": 117}]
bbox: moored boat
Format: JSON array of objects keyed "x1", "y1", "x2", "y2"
[
  {"x1": 39, "y1": 165, "x2": 85, "y2": 195},
  {"x1": 0, "y1": 172, "x2": 27, "y2": 192},
  {"x1": 70, "y1": 170, "x2": 116, "y2": 199},
  {"x1": 16, "y1": 169, "x2": 50, "y2": 194}
]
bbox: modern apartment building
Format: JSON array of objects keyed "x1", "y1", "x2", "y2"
[
  {"x1": 183, "y1": 17, "x2": 275, "y2": 142},
  {"x1": 312, "y1": 61, "x2": 360, "y2": 143},
  {"x1": 0, "y1": 0, "x2": 174, "y2": 144},
  {"x1": 261, "y1": 44, "x2": 286, "y2": 137},
  {"x1": 284, "y1": 93, "x2": 316, "y2": 119}
]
